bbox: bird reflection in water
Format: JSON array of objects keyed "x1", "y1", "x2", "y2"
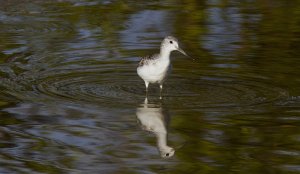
[{"x1": 136, "y1": 97, "x2": 174, "y2": 158}]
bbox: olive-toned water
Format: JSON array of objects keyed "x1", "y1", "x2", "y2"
[{"x1": 1, "y1": 0, "x2": 300, "y2": 173}]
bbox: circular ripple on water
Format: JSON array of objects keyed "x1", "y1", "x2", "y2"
[
  {"x1": 32, "y1": 68, "x2": 289, "y2": 109},
  {"x1": 34, "y1": 68, "x2": 143, "y2": 105},
  {"x1": 163, "y1": 75, "x2": 288, "y2": 109}
]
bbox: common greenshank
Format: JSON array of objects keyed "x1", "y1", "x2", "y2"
[{"x1": 137, "y1": 36, "x2": 190, "y2": 98}]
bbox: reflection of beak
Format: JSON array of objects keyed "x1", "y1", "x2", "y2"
[
  {"x1": 177, "y1": 47, "x2": 195, "y2": 61},
  {"x1": 174, "y1": 141, "x2": 187, "y2": 151}
]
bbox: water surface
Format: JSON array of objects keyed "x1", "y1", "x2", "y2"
[{"x1": 1, "y1": 0, "x2": 300, "y2": 173}]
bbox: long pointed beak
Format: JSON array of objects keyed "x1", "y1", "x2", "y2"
[
  {"x1": 177, "y1": 47, "x2": 188, "y2": 56},
  {"x1": 177, "y1": 47, "x2": 195, "y2": 60}
]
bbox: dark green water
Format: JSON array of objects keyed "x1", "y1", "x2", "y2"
[{"x1": 1, "y1": 0, "x2": 300, "y2": 173}]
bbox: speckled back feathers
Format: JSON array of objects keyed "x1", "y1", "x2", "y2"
[{"x1": 138, "y1": 53, "x2": 159, "y2": 67}]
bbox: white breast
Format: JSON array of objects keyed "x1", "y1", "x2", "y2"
[{"x1": 137, "y1": 59, "x2": 170, "y2": 83}]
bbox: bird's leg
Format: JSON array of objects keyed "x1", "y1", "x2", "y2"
[
  {"x1": 144, "y1": 97, "x2": 148, "y2": 105},
  {"x1": 159, "y1": 84, "x2": 163, "y2": 99},
  {"x1": 145, "y1": 81, "x2": 149, "y2": 97}
]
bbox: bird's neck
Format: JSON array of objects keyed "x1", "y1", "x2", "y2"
[
  {"x1": 159, "y1": 47, "x2": 171, "y2": 61},
  {"x1": 156, "y1": 132, "x2": 169, "y2": 151}
]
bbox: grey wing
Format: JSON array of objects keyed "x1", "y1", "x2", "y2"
[
  {"x1": 138, "y1": 56, "x2": 148, "y2": 67},
  {"x1": 138, "y1": 54, "x2": 157, "y2": 67}
]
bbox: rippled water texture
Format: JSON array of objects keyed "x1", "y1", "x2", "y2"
[{"x1": 1, "y1": 0, "x2": 300, "y2": 173}]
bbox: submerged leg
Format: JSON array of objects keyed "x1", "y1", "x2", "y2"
[
  {"x1": 144, "y1": 97, "x2": 148, "y2": 105},
  {"x1": 145, "y1": 81, "x2": 149, "y2": 96},
  {"x1": 159, "y1": 84, "x2": 163, "y2": 99}
]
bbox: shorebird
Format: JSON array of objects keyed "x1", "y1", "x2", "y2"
[{"x1": 137, "y1": 36, "x2": 190, "y2": 98}]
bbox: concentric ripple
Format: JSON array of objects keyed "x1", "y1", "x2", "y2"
[
  {"x1": 35, "y1": 71, "x2": 139, "y2": 104},
  {"x1": 27, "y1": 68, "x2": 288, "y2": 109},
  {"x1": 163, "y1": 75, "x2": 288, "y2": 109},
  {"x1": 0, "y1": 63, "x2": 288, "y2": 109}
]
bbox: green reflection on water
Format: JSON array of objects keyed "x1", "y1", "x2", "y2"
[{"x1": 0, "y1": 0, "x2": 300, "y2": 173}]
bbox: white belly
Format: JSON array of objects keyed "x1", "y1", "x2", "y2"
[{"x1": 137, "y1": 60, "x2": 170, "y2": 84}]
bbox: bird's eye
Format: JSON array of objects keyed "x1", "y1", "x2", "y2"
[
  {"x1": 166, "y1": 153, "x2": 169, "y2": 157},
  {"x1": 169, "y1": 41, "x2": 173, "y2": 44}
]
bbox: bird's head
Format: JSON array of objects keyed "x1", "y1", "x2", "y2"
[
  {"x1": 159, "y1": 146, "x2": 175, "y2": 158},
  {"x1": 161, "y1": 36, "x2": 188, "y2": 56}
]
